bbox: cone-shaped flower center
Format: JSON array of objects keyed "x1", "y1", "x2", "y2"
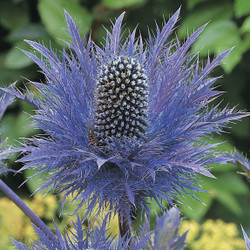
[{"x1": 93, "y1": 56, "x2": 148, "y2": 144}]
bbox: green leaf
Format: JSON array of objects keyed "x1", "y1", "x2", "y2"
[
  {"x1": 221, "y1": 34, "x2": 250, "y2": 73},
  {"x1": 201, "y1": 136, "x2": 236, "y2": 172},
  {"x1": 102, "y1": 0, "x2": 147, "y2": 9},
  {"x1": 220, "y1": 46, "x2": 243, "y2": 73},
  {"x1": 187, "y1": 0, "x2": 207, "y2": 10},
  {"x1": 0, "y1": 2, "x2": 29, "y2": 30},
  {"x1": 205, "y1": 172, "x2": 248, "y2": 215},
  {"x1": 206, "y1": 172, "x2": 248, "y2": 195},
  {"x1": 230, "y1": 114, "x2": 250, "y2": 138},
  {"x1": 0, "y1": 53, "x2": 39, "y2": 83},
  {"x1": 240, "y1": 16, "x2": 250, "y2": 34},
  {"x1": 38, "y1": 0, "x2": 93, "y2": 46},
  {"x1": 216, "y1": 190, "x2": 242, "y2": 215},
  {"x1": 192, "y1": 20, "x2": 240, "y2": 56},
  {"x1": 7, "y1": 24, "x2": 49, "y2": 43},
  {"x1": 178, "y1": 3, "x2": 233, "y2": 39},
  {"x1": 235, "y1": 0, "x2": 250, "y2": 17},
  {"x1": 191, "y1": 19, "x2": 242, "y2": 73},
  {"x1": 179, "y1": 190, "x2": 212, "y2": 221},
  {"x1": 1, "y1": 109, "x2": 35, "y2": 146},
  {"x1": 4, "y1": 41, "x2": 33, "y2": 70}
]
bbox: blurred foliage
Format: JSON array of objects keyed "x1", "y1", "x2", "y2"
[
  {"x1": 0, "y1": 194, "x2": 57, "y2": 248},
  {"x1": 179, "y1": 219, "x2": 246, "y2": 249},
  {"x1": 0, "y1": 0, "x2": 250, "y2": 247},
  {"x1": 179, "y1": 137, "x2": 249, "y2": 221},
  {"x1": 0, "y1": 193, "x2": 246, "y2": 249},
  {"x1": 0, "y1": 193, "x2": 119, "y2": 249},
  {"x1": 178, "y1": 1, "x2": 250, "y2": 73}
]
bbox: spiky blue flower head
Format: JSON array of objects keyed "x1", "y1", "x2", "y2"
[{"x1": 3, "y1": 9, "x2": 248, "y2": 223}]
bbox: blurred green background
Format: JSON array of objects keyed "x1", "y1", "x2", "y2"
[{"x1": 0, "y1": 0, "x2": 249, "y2": 248}]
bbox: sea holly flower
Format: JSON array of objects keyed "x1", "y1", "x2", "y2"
[{"x1": 2, "y1": 9, "x2": 247, "y2": 233}]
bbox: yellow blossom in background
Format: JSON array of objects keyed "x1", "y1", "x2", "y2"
[
  {"x1": 180, "y1": 219, "x2": 246, "y2": 250},
  {"x1": 181, "y1": 220, "x2": 200, "y2": 242},
  {"x1": 107, "y1": 213, "x2": 119, "y2": 237},
  {"x1": 60, "y1": 192, "x2": 119, "y2": 239},
  {"x1": 1, "y1": 190, "x2": 245, "y2": 250},
  {"x1": 0, "y1": 197, "x2": 24, "y2": 249},
  {"x1": 26, "y1": 194, "x2": 58, "y2": 220},
  {"x1": 64, "y1": 205, "x2": 119, "y2": 241},
  {"x1": 0, "y1": 194, "x2": 57, "y2": 249},
  {"x1": 0, "y1": 190, "x2": 119, "y2": 249}
]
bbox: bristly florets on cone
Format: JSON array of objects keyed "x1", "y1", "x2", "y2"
[
  {"x1": 92, "y1": 56, "x2": 148, "y2": 145},
  {"x1": 2, "y1": 8, "x2": 248, "y2": 226}
]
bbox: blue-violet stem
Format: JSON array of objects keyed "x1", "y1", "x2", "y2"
[{"x1": 0, "y1": 179, "x2": 55, "y2": 240}]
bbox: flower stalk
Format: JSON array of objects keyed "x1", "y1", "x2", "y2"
[
  {"x1": 0, "y1": 179, "x2": 55, "y2": 240},
  {"x1": 118, "y1": 210, "x2": 132, "y2": 248}
]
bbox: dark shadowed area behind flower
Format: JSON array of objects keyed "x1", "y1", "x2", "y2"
[{"x1": 1, "y1": 9, "x2": 248, "y2": 230}]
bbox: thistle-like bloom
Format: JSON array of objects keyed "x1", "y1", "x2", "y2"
[{"x1": 3, "y1": 9, "x2": 247, "y2": 224}]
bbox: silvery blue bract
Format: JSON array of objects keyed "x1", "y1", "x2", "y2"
[{"x1": 140, "y1": 207, "x2": 187, "y2": 250}]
